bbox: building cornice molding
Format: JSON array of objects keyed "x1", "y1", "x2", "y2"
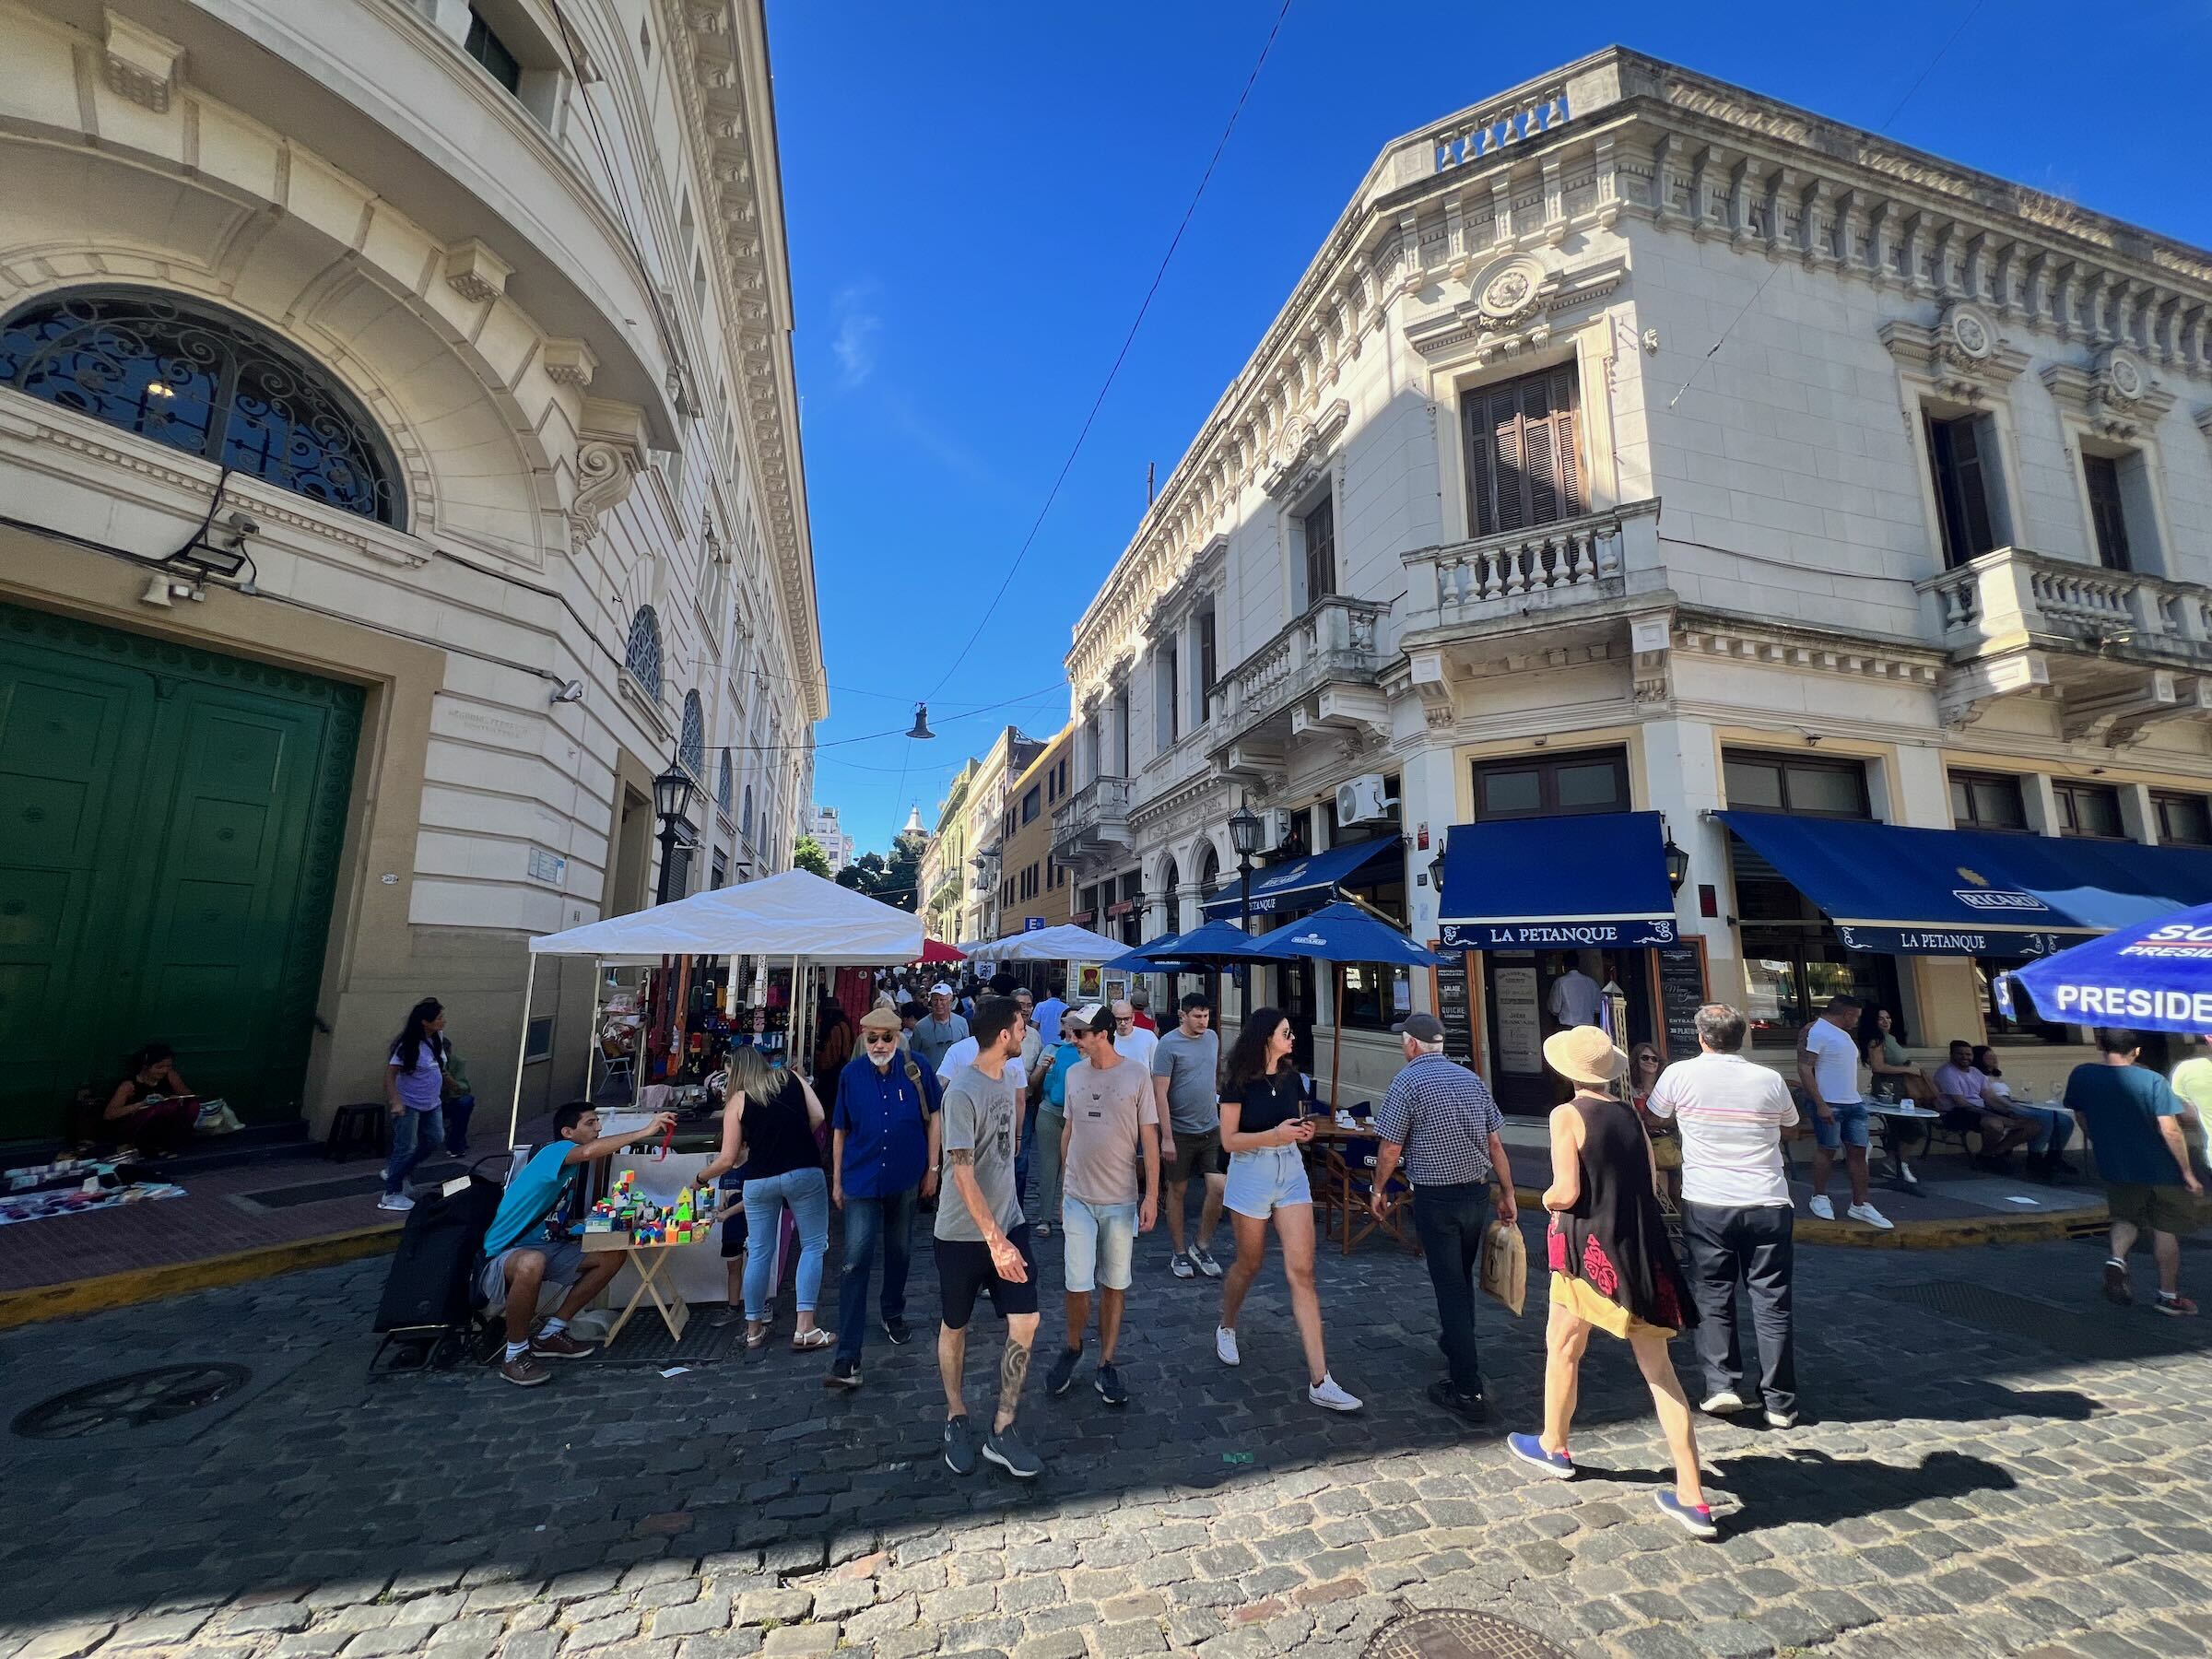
[{"x1": 666, "y1": 0, "x2": 823, "y2": 724}]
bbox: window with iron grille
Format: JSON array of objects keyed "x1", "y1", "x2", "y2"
[
  {"x1": 0, "y1": 287, "x2": 401, "y2": 524},
  {"x1": 624, "y1": 607, "x2": 665, "y2": 703},
  {"x1": 1461, "y1": 365, "x2": 1582, "y2": 535},
  {"x1": 678, "y1": 691, "x2": 705, "y2": 779}
]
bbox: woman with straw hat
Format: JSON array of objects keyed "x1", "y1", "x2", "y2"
[{"x1": 1506, "y1": 1025, "x2": 1718, "y2": 1538}]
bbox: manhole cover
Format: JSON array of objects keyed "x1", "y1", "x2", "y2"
[
  {"x1": 1363, "y1": 1608, "x2": 1572, "y2": 1659},
  {"x1": 12, "y1": 1364, "x2": 253, "y2": 1440}
]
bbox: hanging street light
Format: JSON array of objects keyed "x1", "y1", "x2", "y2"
[{"x1": 653, "y1": 756, "x2": 698, "y2": 907}]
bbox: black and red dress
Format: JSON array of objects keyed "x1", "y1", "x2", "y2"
[{"x1": 1546, "y1": 1090, "x2": 1696, "y2": 1338}]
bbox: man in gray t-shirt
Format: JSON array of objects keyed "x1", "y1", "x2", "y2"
[
  {"x1": 931, "y1": 997, "x2": 1044, "y2": 1483},
  {"x1": 912, "y1": 985, "x2": 970, "y2": 1074},
  {"x1": 1150, "y1": 994, "x2": 1227, "y2": 1279}
]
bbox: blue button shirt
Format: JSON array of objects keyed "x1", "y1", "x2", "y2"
[{"x1": 832, "y1": 1052, "x2": 941, "y2": 1198}]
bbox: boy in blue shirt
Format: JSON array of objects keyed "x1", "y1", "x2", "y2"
[{"x1": 479, "y1": 1102, "x2": 675, "y2": 1386}]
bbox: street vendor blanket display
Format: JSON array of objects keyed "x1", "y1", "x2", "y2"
[{"x1": 1, "y1": 1177, "x2": 184, "y2": 1226}]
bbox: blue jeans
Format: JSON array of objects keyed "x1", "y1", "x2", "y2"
[
  {"x1": 835, "y1": 1185, "x2": 919, "y2": 1362},
  {"x1": 742, "y1": 1168, "x2": 830, "y2": 1321},
  {"x1": 2010, "y1": 1103, "x2": 2074, "y2": 1156},
  {"x1": 383, "y1": 1105, "x2": 447, "y2": 1195}
]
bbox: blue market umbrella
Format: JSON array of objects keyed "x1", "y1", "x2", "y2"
[
  {"x1": 1147, "y1": 918, "x2": 1264, "y2": 964},
  {"x1": 1244, "y1": 901, "x2": 1444, "y2": 1105},
  {"x1": 1998, "y1": 902, "x2": 2212, "y2": 1033},
  {"x1": 1244, "y1": 901, "x2": 1447, "y2": 968},
  {"x1": 1102, "y1": 932, "x2": 1183, "y2": 975}
]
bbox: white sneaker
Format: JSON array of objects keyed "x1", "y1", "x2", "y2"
[
  {"x1": 1308, "y1": 1374, "x2": 1362, "y2": 1413},
  {"x1": 1847, "y1": 1202, "x2": 1894, "y2": 1230},
  {"x1": 1699, "y1": 1390, "x2": 1747, "y2": 1416},
  {"x1": 1215, "y1": 1326, "x2": 1241, "y2": 1367},
  {"x1": 1766, "y1": 1407, "x2": 1799, "y2": 1430},
  {"x1": 376, "y1": 1193, "x2": 414, "y2": 1212},
  {"x1": 1807, "y1": 1195, "x2": 1834, "y2": 1221}
]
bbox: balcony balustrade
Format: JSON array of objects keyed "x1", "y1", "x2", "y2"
[{"x1": 1049, "y1": 774, "x2": 1132, "y2": 865}]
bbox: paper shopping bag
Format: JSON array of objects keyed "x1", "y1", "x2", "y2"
[{"x1": 1477, "y1": 1218, "x2": 1527, "y2": 1317}]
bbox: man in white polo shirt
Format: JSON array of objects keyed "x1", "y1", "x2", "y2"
[
  {"x1": 1648, "y1": 1004, "x2": 1802, "y2": 1429},
  {"x1": 1799, "y1": 993, "x2": 1890, "y2": 1230}
]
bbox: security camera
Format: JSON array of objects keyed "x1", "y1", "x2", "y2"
[
  {"x1": 550, "y1": 679, "x2": 585, "y2": 705},
  {"x1": 224, "y1": 512, "x2": 261, "y2": 536}
]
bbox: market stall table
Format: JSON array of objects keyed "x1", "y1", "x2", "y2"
[{"x1": 582, "y1": 1228, "x2": 694, "y2": 1344}]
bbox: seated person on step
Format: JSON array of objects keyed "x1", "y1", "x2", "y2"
[{"x1": 102, "y1": 1042, "x2": 200, "y2": 1154}]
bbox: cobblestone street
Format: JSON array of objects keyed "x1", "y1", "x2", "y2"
[{"x1": 4, "y1": 1221, "x2": 2208, "y2": 1659}]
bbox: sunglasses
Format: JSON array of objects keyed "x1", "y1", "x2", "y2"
[{"x1": 864, "y1": 1032, "x2": 900, "y2": 1045}]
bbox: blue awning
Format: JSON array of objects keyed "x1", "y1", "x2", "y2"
[
  {"x1": 1718, "y1": 810, "x2": 2212, "y2": 956},
  {"x1": 1200, "y1": 836, "x2": 1402, "y2": 919},
  {"x1": 1436, "y1": 811, "x2": 1680, "y2": 950}
]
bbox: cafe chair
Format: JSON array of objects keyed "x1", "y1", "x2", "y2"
[{"x1": 598, "y1": 1037, "x2": 636, "y2": 1100}]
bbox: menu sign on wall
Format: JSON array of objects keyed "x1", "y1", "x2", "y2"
[
  {"x1": 1435, "y1": 954, "x2": 1476, "y2": 1065},
  {"x1": 1657, "y1": 941, "x2": 1709, "y2": 1063},
  {"x1": 1493, "y1": 961, "x2": 1543, "y2": 1076}
]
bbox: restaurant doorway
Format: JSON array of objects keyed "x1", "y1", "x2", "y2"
[{"x1": 1480, "y1": 947, "x2": 1658, "y2": 1114}]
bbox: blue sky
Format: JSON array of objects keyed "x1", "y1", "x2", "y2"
[{"x1": 771, "y1": 0, "x2": 2212, "y2": 855}]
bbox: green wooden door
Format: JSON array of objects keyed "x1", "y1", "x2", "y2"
[{"x1": 0, "y1": 604, "x2": 361, "y2": 1140}]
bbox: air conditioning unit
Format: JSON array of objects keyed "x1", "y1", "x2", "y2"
[
  {"x1": 1259, "y1": 808, "x2": 1295, "y2": 852},
  {"x1": 1335, "y1": 773, "x2": 1395, "y2": 826}
]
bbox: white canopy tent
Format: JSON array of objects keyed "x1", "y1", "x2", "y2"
[
  {"x1": 510, "y1": 870, "x2": 924, "y2": 1140},
  {"x1": 972, "y1": 923, "x2": 1127, "y2": 962}
]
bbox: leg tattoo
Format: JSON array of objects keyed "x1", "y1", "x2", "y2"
[{"x1": 996, "y1": 1337, "x2": 1031, "y2": 1428}]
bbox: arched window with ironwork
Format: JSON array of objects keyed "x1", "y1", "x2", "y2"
[
  {"x1": 741, "y1": 783, "x2": 755, "y2": 841},
  {"x1": 0, "y1": 286, "x2": 401, "y2": 524},
  {"x1": 623, "y1": 606, "x2": 664, "y2": 702},
  {"x1": 1160, "y1": 858, "x2": 1182, "y2": 936},
  {"x1": 717, "y1": 751, "x2": 734, "y2": 816},
  {"x1": 678, "y1": 690, "x2": 705, "y2": 778}
]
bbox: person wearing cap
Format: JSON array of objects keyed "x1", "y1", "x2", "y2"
[
  {"x1": 825, "y1": 1006, "x2": 944, "y2": 1388},
  {"x1": 912, "y1": 984, "x2": 970, "y2": 1074},
  {"x1": 1507, "y1": 1027, "x2": 1716, "y2": 1540},
  {"x1": 1029, "y1": 1004, "x2": 1083, "y2": 1237},
  {"x1": 1371, "y1": 1011, "x2": 1516, "y2": 1422},
  {"x1": 1128, "y1": 988, "x2": 1158, "y2": 1033},
  {"x1": 1043, "y1": 1005, "x2": 1160, "y2": 1406}
]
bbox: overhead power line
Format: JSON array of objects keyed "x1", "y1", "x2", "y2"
[{"x1": 922, "y1": 0, "x2": 1295, "y2": 697}]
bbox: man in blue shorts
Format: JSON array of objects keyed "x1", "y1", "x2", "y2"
[
  {"x1": 1796, "y1": 994, "x2": 1890, "y2": 1230},
  {"x1": 478, "y1": 1102, "x2": 674, "y2": 1386}
]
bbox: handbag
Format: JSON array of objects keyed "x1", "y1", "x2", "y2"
[{"x1": 1477, "y1": 1217, "x2": 1526, "y2": 1317}]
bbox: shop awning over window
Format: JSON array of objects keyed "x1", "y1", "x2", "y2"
[
  {"x1": 1436, "y1": 811, "x2": 1679, "y2": 950},
  {"x1": 1717, "y1": 809, "x2": 2212, "y2": 956},
  {"x1": 1200, "y1": 836, "x2": 1401, "y2": 919}
]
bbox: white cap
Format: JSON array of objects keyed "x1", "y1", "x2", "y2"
[
  {"x1": 1072, "y1": 1005, "x2": 1110, "y2": 1031},
  {"x1": 930, "y1": 982, "x2": 954, "y2": 997}
]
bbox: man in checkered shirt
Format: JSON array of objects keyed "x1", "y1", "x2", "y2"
[{"x1": 1371, "y1": 1012, "x2": 1518, "y2": 1421}]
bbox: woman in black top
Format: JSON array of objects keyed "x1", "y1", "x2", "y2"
[
  {"x1": 710, "y1": 1044, "x2": 830, "y2": 1350},
  {"x1": 1214, "y1": 1008, "x2": 1361, "y2": 1412},
  {"x1": 103, "y1": 1042, "x2": 197, "y2": 1152},
  {"x1": 1507, "y1": 1026, "x2": 1714, "y2": 1538}
]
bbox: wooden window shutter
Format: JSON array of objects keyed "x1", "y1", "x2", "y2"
[
  {"x1": 1464, "y1": 369, "x2": 1581, "y2": 536},
  {"x1": 2084, "y1": 453, "x2": 2131, "y2": 571}
]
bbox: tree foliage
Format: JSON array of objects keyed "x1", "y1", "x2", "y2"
[
  {"x1": 830, "y1": 839, "x2": 921, "y2": 912},
  {"x1": 792, "y1": 834, "x2": 831, "y2": 878}
]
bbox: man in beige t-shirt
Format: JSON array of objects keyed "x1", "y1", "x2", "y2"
[{"x1": 1042, "y1": 1006, "x2": 1160, "y2": 1406}]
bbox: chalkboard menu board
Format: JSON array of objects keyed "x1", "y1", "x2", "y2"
[
  {"x1": 1435, "y1": 954, "x2": 1476, "y2": 1065},
  {"x1": 1657, "y1": 942, "x2": 1708, "y2": 1062}
]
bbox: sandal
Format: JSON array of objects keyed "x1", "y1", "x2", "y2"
[
  {"x1": 790, "y1": 1326, "x2": 831, "y2": 1352},
  {"x1": 745, "y1": 1324, "x2": 771, "y2": 1350}
]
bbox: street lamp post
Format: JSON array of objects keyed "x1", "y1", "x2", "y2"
[
  {"x1": 1228, "y1": 803, "x2": 1264, "y2": 1010},
  {"x1": 653, "y1": 757, "x2": 698, "y2": 907}
]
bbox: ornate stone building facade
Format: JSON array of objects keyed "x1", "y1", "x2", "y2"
[
  {"x1": 1053, "y1": 48, "x2": 2212, "y2": 1101},
  {"x1": 0, "y1": 0, "x2": 821, "y2": 1136}
]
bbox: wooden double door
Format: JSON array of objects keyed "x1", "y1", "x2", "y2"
[{"x1": 0, "y1": 603, "x2": 360, "y2": 1139}]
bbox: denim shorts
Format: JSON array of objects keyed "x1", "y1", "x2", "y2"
[
  {"x1": 477, "y1": 1237, "x2": 583, "y2": 1313},
  {"x1": 1810, "y1": 1100, "x2": 1871, "y2": 1150},
  {"x1": 1060, "y1": 1196, "x2": 1138, "y2": 1293},
  {"x1": 1223, "y1": 1146, "x2": 1312, "y2": 1219}
]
